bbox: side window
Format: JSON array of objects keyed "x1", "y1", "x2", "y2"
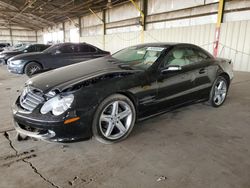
[
  {"x1": 39, "y1": 45, "x2": 45, "y2": 51},
  {"x1": 162, "y1": 47, "x2": 188, "y2": 68},
  {"x1": 59, "y1": 45, "x2": 74, "y2": 53},
  {"x1": 162, "y1": 47, "x2": 209, "y2": 68},
  {"x1": 88, "y1": 46, "x2": 97, "y2": 53},
  {"x1": 35, "y1": 45, "x2": 42, "y2": 52},
  {"x1": 76, "y1": 44, "x2": 97, "y2": 53},
  {"x1": 185, "y1": 48, "x2": 208, "y2": 64},
  {"x1": 41, "y1": 45, "x2": 49, "y2": 51},
  {"x1": 194, "y1": 48, "x2": 210, "y2": 60},
  {"x1": 37, "y1": 45, "x2": 47, "y2": 52},
  {"x1": 27, "y1": 46, "x2": 36, "y2": 52}
]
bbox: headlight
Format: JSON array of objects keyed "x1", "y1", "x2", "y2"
[
  {"x1": 40, "y1": 94, "x2": 74, "y2": 116},
  {"x1": 11, "y1": 60, "x2": 23, "y2": 65}
]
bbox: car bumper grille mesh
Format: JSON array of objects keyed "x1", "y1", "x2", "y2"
[{"x1": 19, "y1": 86, "x2": 44, "y2": 112}]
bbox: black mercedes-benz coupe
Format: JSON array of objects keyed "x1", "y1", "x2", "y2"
[
  {"x1": 7, "y1": 42, "x2": 110, "y2": 77},
  {"x1": 13, "y1": 43, "x2": 233, "y2": 144}
]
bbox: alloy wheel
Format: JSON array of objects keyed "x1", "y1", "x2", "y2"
[
  {"x1": 99, "y1": 100, "x2": 133, "y2": 140},
  {"x1": 28, "y1": 65, "x2": 40, "y2": 75},
  {"x1": 213, "y1": 79, "x2": 227, "y2": 105}
]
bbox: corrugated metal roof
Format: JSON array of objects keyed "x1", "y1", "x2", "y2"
[{"x1": 0, "y1": 0, "x2": 129, "y2": 30}]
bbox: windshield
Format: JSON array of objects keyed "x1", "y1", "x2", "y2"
[
  {"x1": 43, "y1": 44, "x2": 61, "y2": 53},
  {"x1": 14, "y1": 43, "x2": 23, "y2": 48},
  {"x1": 112, "y1": 46, "x2": 165, "y2": 70},
  {"x1": 18, "y1": 44, "x2": 31, "y2": 51}
]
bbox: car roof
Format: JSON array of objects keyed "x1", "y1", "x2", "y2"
[
  {"x1": 57, "y1": 42, "x2": 88, "y2": 45},
  {"x1": 131, "y1": 42, "x2": 199, "y2": 48},
  {"x1": 30, "y1": 44, "x2": 48, "y2": 46}
]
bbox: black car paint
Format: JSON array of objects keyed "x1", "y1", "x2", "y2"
[
  {"x1": 8, "y1": 43, "x2": 110, "y2": 74},
  {"x1": 13, "y1": 43, "x2": 233, "y2": 141},
  {"x1": 1, "y1": 44, "x2": 50, "y2": 64}
]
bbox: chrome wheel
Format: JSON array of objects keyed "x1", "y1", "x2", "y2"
[
  {"x1": 213, "y1": 79, "x2": 227, "y2": 106},
  {"x1": 25, "y1": 62, "x2": 42, "y2": 77},
  {"x1": 28, "y1": 65, "x2": 40, "y2": 75},
  {"x1": 99, "y1": 100, "x2": 133, "y2": 140}
]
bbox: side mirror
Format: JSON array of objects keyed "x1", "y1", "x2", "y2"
[
  {"x1": 23, "y1": 50, "x2": 28, "y2": 53},
  {"x1": 161, "y1": 65, "x2": 182, "y2": 74},
  {"x1": 54, "y1": 50, "x2": 61, "y2": 55}
]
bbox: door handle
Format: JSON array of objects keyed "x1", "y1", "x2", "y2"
[{"x1": 199, "y1": 68, "x2": 206, "y2": 74}]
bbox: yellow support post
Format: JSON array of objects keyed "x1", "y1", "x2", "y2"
[
  {"x1": 129, "y1": 0, "x2": 145, "y2": 43},
  {"x1": 216, "y1": 0, "x2": 225, "y2": 28},
  {"x1": 129, "y1": 0, "x2": 145, "y2": 17},
  {"x1": 214, "y1": 0, "x2": 225, "y2": 57}
]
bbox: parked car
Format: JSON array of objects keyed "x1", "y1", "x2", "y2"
[
  {"x1": 0, "y1": 43, "x2": 10, "y2": 52},
  {"x1": 0, "y1": 44, "x2": 50, "y2": 64},
  {"x1": 3, "y1": 43, "x2": 29, "y2": 52},
  {"x1": 12, "y1": 43, "x2": 233, "y2": 144},
  {"x1": 7, "y1": 42, "x2": 110, "y2": 77}
]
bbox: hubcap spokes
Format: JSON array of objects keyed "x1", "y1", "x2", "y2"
[
  {"x1": 214, "y1": 80, "x2": 227, "y2": 105},
  {"x1": 29, "y1": 66, "x2": 39, "y2": 75},
  {"x1": 99, "y1": 101, "x2": 132, "y2": 139}
]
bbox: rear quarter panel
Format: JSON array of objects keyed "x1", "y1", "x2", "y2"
[{"x1": 214, "y1": 58, "x2": 234, "y2": 80}]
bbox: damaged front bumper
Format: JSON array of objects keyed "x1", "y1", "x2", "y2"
[
  {"x1": 14, "y1": 120, "x2": 56, "y2": 140},
  {"x1": 12, "y1": 103, "x2": 93, "y2": 142}
]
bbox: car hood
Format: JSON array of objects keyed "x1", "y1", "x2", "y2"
[
  {"x1": 26, "y1": 56, "x2": 142, "y2": 93},
  {"x1": 2, "y1": 51, "x2": 22, "y2": 56},
  {"x1": 10, "y1": 52, "x2": 44, "y2": 60}
]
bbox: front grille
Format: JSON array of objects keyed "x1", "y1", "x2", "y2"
[{"x1": 19, "y1": 86, "x2": 45, "y2": 112}]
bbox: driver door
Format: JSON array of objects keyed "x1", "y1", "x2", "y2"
[
  {"x1": 49, "y1": 44, "x2": 76, "y2": 68},
  {"x1": 155, "y1": 47, "x2": 196, "y2": 112}
]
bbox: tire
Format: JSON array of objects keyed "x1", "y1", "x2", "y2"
[
  {"x1": 24, "y1": 62, "x2": 42, "y2": 77},
  {"x1": 92, "y1": 94, "x2": 136, "y2": 144},
  {"x1": 209, "y1": 76, "x2": 228, "y2": 107}
]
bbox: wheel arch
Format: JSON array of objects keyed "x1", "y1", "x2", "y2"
[
  {"x1": 92, "y1": 91, "x2": 138, "y2": 143},
  {"x1": 218, "y1": 72, "x2": 230, "y2": 86},
  {"x1": 116, "y1": 91, "x2": 139, "y2": 119},
  {"x1": 23, "y1": 60, "x2": 43, "y2": 73}
]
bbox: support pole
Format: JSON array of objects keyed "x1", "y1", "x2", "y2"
[
  {"x1": 78, "y1": 17, "x2": 82, "y2": 38},
  {"x1": 62, "y1": 22, "x2": 65, "y2": 42},
  {"x1": 89, "y1": 8, "x2": 106, "y2": 49},
  {"x1": 9, "y1": 26, "x2": 13, "y2": 46},
  {"x1": 103, "y1": 10, "x2": 106, "y2": 50},
  {"x1": 35, "y1": 30, "x2": 38, "y2": 43},
  {"x1": 129, "y1": 0, "x2": 145, "y2": 43},
  {"x1": 213, "y1": 0, "x2": 225, "y2": 57},
  {"x1": 142, "y1": 0, "x2": 147, "y2": 31}
]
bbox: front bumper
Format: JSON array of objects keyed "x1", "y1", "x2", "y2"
[
  {"x1": 14, "y1": 120, "x2": 56, "y2": 140},
  {"x1": 7, "y1": 63, "x2": 24, "y2": 74},
  {"x1": 12, "y1": 102, "x2": 93, "y2": 142}
]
